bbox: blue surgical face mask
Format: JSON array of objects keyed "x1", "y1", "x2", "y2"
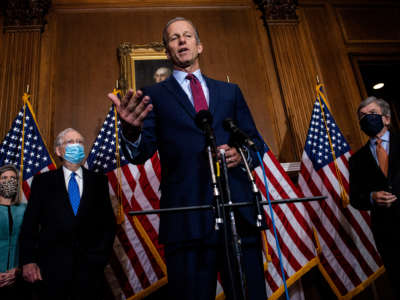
[
  {"x1": 64, "y1": 143, "x2": 85, "y2": 164},
  {"x1": 359, "y1": 114, "x2": 384, "y2": 137}
]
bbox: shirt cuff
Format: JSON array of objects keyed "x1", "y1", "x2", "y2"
[{"x1": 120, "y1": 130, "x2": 142, "y2": 160}]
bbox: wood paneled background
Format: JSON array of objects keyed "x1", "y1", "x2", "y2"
[
  {"x1": 1, "y1": 0, "x2": 399, "y2": 163},
  {"x1": 1, "y1": 0, "x2": 400, "y2": 298}
]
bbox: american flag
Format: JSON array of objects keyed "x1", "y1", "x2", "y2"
[
  {"x1": 86, "y1": 105, "x2": 168, "y2": 299},
  {"x1": 297, "y1": 84, "x2": 384, "y2": 298},
  {"x1": 86, "y1": 103, "x2": 321, "y2": 299},
  {"x1": 255, "y1": 146, "x2": 318, "y2": 298},
  {"x1": 0, "y1": 97, "x2": 56, "y2": 202}
]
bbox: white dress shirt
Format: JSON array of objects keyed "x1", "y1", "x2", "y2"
[
  {"x1": 172, "y1": 69, "x2": 210, "y2": 106},
  {"x1": 63, "y1": 166, "x2": 83, "y2": 198}
]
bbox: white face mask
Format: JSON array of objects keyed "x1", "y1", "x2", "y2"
[{"x1": 0, "y1": 177, "x2": 18, "y2": 199}]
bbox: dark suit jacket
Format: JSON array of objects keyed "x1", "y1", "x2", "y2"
[
  {"x1": 19, "y1": 167, "x2": 116, "y2": 286},
  {"x1": 349, "y1": 132, "x2": 400, "y2": 258},
  {"x1": 123, "y1": 75, "x2": 265, "y2": 244}
]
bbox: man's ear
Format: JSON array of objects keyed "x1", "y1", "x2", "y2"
[
  {"x1": 55, "y1": 146, "x2": 62, "y2": 158},
  {"x1": 165, "y1": 48, "x2": 171, "y2": 60},
  {"x1": 383, "y1": 115, "x2": 391, "y2": 127},
  {"x1": 197, "y1": 42, "x2": 203, "y2": 55}
]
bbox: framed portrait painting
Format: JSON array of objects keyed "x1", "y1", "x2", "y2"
[{"x1": 118, "y1": 42, "x2": 173, "y2": 94}]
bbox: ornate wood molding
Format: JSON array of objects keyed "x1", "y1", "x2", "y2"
[
  {"x1": 2, "y1": 0, "x2": 51, "y2": 31},
  {"x1": 254, "y1": 0, "x2": 298, "y2": 23}
]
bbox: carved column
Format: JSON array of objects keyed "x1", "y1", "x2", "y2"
[
  {"x1": 0, "y1": 0, "x2": 51, "y2": 140},
  {"x1": 254, "y1": 0, "x2": 319, "y2": 161}
]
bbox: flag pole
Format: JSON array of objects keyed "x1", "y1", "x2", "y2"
[
  {"x1": 315, "y1": 81, "x2": 349, "y2": 206},
  {"x1": 19, "y1": 85, "x2": 30, "y2": 196},
  {"x1": 113, "y1": 81, "x2": 124, "y2": 224}
]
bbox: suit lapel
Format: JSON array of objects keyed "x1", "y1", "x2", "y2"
[
  {"x1": 56, "y1": 168, "x2": 75, "y2": 217},
  {"x1": 76, "y1": 167, "x2": 90, "y2": 218},
  {"x1": 163, "y1": 76, "x2": 197, "y2": 119},
  {"x1": 363, "y1": 140, "x2": 387, "y2": 180},
  {"x1": 388, "y1": 132, "x2": 400, "y2": 180},
  {"x1": 204, "y1": 76, "x2": 218, "y2": 116}
]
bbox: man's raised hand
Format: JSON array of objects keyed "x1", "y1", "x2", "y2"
[{"x1": 108, "y1": 89, "x2": 153, "y2": 128}]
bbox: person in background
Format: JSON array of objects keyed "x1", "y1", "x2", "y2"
[
  {"x1": 153, "y1": 66, "x2": 172, "y2": 83},
  {"x1": 19, "y1": 128, "x2": 116, "y2": 300},
  {"x1": 349, "y1": 96, "x2": 400, "y2": 297},
  {"x1": 0, "y1": 164, "x2": 26, "y2": 299}
]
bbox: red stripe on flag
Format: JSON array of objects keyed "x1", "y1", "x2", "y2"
[
  {"x1": 108, "y1": 171, "x2": 165, "y2": 280},
  {"x1": 119, "y1": 166, "x2": 163, "y2": 257},
  {"x1": 316, "y1": 169, "x2": 376, "y2": 275},
  {"x1": 108, "y1": 249, "x2": 135, "y2": 297},
  {"x1": 137, "y1": 164, "x2": 160, "y2": 210},
  {"x1": 300, "y1": 163, "x2": 363, "y2": 286},
  {"x1": 116, "y1": 224, "x2": 151, "y2": 289},
  {"x1": 151, "y1": 153, "x2": 161, "y2": 183}
]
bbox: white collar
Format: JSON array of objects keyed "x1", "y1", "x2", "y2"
[{"x1": 63, "y1": 166, "x2": 83, "y2": 179}]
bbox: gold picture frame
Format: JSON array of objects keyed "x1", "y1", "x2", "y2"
[{"x1": 118, "y1": 42, "x2": 172, "y2": 94}]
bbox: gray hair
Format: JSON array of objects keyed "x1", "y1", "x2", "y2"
[
  {"x1": 154, "y1": 67, "x2": 171, "y2": 77},
  {"x1": 54, "y1": 128, "x2": 84, "y2": 149},
  {"x1": 0, "y1": 164, "x2": 21, "y2": 205},
  {"x1": 162, "y1": 17, "x2": 201, "y2": 47},
  {"x1": 357, "y1": 96, "x2": 391, "y2": 118}
]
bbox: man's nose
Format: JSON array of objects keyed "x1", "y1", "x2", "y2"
[{"x1": 178, "y1": 36, "x2": 186, "y2": 44}]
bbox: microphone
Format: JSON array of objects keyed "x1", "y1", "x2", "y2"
[
  {"x1": 195, "y1": 110, "x2": 216, "y2": 148},
  {"x1": 223, "y1": 118, "x2": 257, "y2": 151}
]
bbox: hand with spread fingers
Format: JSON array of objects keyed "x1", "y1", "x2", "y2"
[
  {"x1": 107, "y1": 89, "x2": 153, "y2": 140},
  {"x1": 217, "y1": 144, "x2": 242, "y2": 168}
]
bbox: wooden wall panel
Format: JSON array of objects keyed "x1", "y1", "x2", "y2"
[
  {"x1": 0, "y1": 29, "x2": 42, "y2": 142},
  {"x1": 301, "y1": 5, "x2": 364, "y2": 150},
  {"x1": 335, "y1": 6, "x2": 400, "y2": 44},
  {"x1": 40, "y1": 5, "x2": 278, "y2": 158},
  {"x1": 266, "y1": 20, "x2": 319, "y2": 161}
]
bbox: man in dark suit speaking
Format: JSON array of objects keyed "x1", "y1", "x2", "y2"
[
  {"x1": 19, "y1": 128, "x2": 116, "y2": 300},
  {"x1": 108, "y1": 17, "x2": 267, "y2": 300},
  {"x1": 349, "y1": 96, "x2": 400, "y2": 296}
]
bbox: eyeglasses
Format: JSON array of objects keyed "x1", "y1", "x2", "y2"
[{"x1": 62, "y1": 139, "x2": 84, "y2": 145}]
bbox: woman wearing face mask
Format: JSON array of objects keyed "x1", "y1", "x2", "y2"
[{"x1": 0, "y1": 164, "x2": 26, "y2": 298}]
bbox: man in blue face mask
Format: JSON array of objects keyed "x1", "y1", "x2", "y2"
[
  {"x1": 349, "y1": 96, "x2": 400, "y2": 297},
  {"x1": 19, "y1": 128, "x2": 116, "y2": 300}
]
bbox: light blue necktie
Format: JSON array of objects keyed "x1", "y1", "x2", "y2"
[{"x1": 68, "y1": 172, "x2": 80, "y2": 215}]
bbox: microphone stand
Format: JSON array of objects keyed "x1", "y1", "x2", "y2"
[
  {"x1": 236, "y1": 147, "x2": 264, "y2": 228},
  {"x1": 219, "y1": 149, "x2": 248, "y2": 300},
  {"x1": 207, "y1": 145, "x2": 223, "y2": 229}
]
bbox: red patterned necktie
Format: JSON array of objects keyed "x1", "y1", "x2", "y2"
[
  {"x1": 376, "y1": 138, "x2": 388, "y2": 177},
  {"x1": 186, "y1": 73, "x2": 208, "y2": 112}
]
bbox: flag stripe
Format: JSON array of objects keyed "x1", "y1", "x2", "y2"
[
  {"x1": 108, "y1": 171, "x2": 165, "y2": 281},
  {"x1": 298, "y1": 85, "x2": 383, "y2": 298}
]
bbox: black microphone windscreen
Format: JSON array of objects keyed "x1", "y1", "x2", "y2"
[
  {"x1": 195, "y1": 110, "x2": 213, "y2": 130},
  {"x1": 223, "y1": 118, "x2": 235, "y2": 131}
]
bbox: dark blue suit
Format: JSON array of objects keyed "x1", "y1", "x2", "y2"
[
  {"x1": 349, "y1": 132, "x2": 400, "y2": 295},
  {"x1": 124, "y1": 75, "x2": 267, "y2": 299}
]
